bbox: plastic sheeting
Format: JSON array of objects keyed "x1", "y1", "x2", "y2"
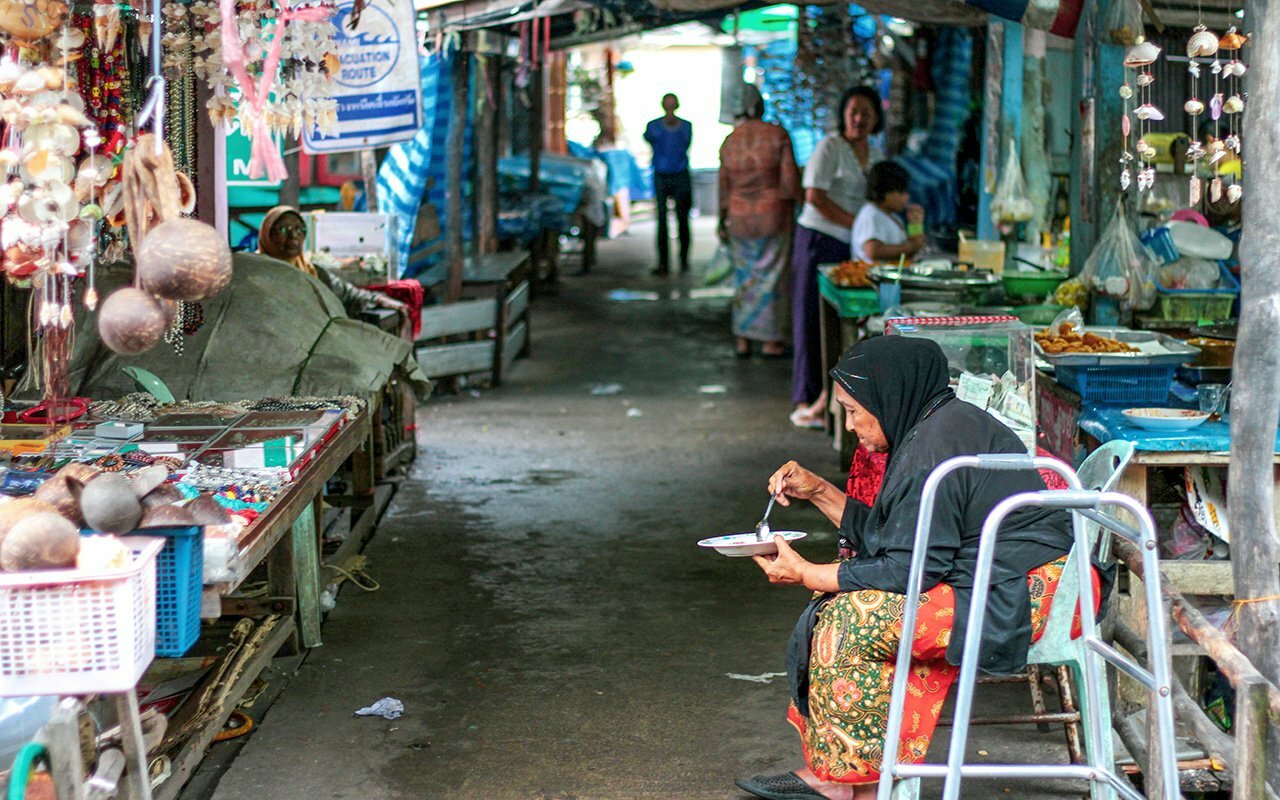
[
  {"x1": 59, "y1": 254, "x2": 431, "y2": 403},
  {"x1": 1079, "y1": 407, "x2": 1280, "y2": 453}
]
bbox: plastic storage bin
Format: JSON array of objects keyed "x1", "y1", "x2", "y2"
[
  {"x1": 148, "y1": 526, "x2": 204, "y2": 657},
  {"x1": 1055, "y1": 364, "x2": 1178, "y2": 405},
  {"x1": 1153, "y1": 263, "x2": 1239, "y2": 322},
  {"x1": 0, "y1": 537, "x2": 162, "y2": 696}
]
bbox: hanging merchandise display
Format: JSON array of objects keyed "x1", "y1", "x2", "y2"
[
  {"x1": 1119, "y1": 37, "x2": 1160, "y2": 195},
  {"x1": 190, "y1": 0, "x2": 340, "y2": 180}
]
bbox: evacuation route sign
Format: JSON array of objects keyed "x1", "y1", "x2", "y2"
[{"x1": 302, "y1": 0, "x2": 423, "y2": 154}]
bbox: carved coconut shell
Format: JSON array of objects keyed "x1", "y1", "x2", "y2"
[
  {"x1": 0, "y1": 497, "x2": 60, "y2": 548},
  {"x1": 141, "y1": 482, "x2": 184, "y2": 509},
  {"x1": 0, "y1": 512, "x2": 79, "y2": 571},
  {"x1": 79, "y1": 472, "x2": 143, "y2": 534},
  {"x1": 130, "y1": 465, "x2": 170, "y2": 498},
  {"x1": 136, "y1": 218, "x2": 232, "y2": 301},
  {"x1": 138, "y1": 502, "x2": 199, "y2": 529},
  {"x1": 32, "y1": 463, "x2": 98, "y2": 526},
  {"x1": 98, "y1": 287, "x2": 168, "y2": 355}
]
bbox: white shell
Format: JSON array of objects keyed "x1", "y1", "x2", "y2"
[
  {"x1": 1124, "y1": 40, "x2": 1162, "y2": 67},
  {"x1": 1119, "y1": 84, "x2": 1134, "y2": 99},
  {"x1": 1224, "y1": 95, "x2": 1244, "y2": 114},
  {"x1": 1135, "y1": 103, "x2": 1165, "y2": 121},
  {"x1": 1227, "y1": 184, "x2": 1242, "y2": 203},
  {"x1": 1187, "y1": 27, "x2": 1220, "y2": 58},
  {"x1": 1136, "y1": 72, "x2": 1155, "y2": 87},
  {"x1": 1184, "y1": 99, "x2": 1205, "y2": 115},
  {"x1": 1225, "y1": 60, "x2": 1248, "y2": 78}
]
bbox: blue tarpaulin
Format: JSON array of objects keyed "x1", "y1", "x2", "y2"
[{"x1": 1079, "y1": 407, "x2": 1280, "y2": 453}]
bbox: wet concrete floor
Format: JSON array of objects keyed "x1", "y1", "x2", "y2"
[{"x1": 203, "y1": 219, "x2": 1088, "y2": 799}]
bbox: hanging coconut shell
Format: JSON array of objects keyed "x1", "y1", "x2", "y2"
[
  {"x1": 141, "y1": 482, "x2": 184, "y2": 509},
  {"x1": 0, "y1": 512, "x2": 79, "y2": 571},
  {"x1": 32, "y1": 462, "x2": 98, "y2": 526},
  {"x1": 0, "y1": 497, "x2": 60, "y2": 548},
  {"x1": 79, "y1": 472, "x2": 143, "y2": 534},
  {"x1": 98, "y1": 286, "x2": 168, "y2": 355},
  {"x1": 136, "y1": 219, "x2": 233, "y2": 301}
]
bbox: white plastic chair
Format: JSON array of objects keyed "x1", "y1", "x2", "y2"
[{"x1": 877, "y1": 454, "x2": 1176, "y2": 800}]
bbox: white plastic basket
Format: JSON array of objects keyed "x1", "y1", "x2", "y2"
[{"x1": 0, "y1": 536, "x2": 163, "y2": 697}]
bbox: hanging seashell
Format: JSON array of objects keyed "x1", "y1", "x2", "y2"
[
  {"x1": 1227, "y1": 184, "x2": 1242, "y2": 203},
  {"x1": 1225, "y1": 60, "x2": 1247, "y2": 78},
  {"x1": 1190, "y1": 176, "x2": 1202, "y2": 204},
  {"x1": 1211, "y1": 93, "x2": 1224, "y2": 120},
  {"x1": 85, "y1": 286, "x2": 99, "y2": 311},
  {"x1": 1209, "y1": 148, "x2": 1227, "y2": 166},
  {"x1": 1137, "y1": 72, "x2": 1155, "y2": 87},
  {"x1": 1219, "y1": 27, "x2": 1248, "y2": 50},
  {"x1": 1223, "y1": 95, "x2": 1244, "y2": 114},
  {"x1": 1124, "y1": 40, "x2": 1162, "y2": 68},
  {"x1": 1184, "y1": 98, "x2": 1205, "y2": 115},
  {"x1": 1211, "y1": 178, "x2": 1223, "y2": 202},
  {"x1": 1122, "y1": 114, "x2": 1131, "y2": 137},
  {"x1": 1212, "y1": 59, "x2": 1224, "y2": 76},
  {"x1": 1188, "y1": 61, "x2": 1202, "y2": 79},
  {"x1": 1120, "y1": 169, "x2": 1132, "y2": 191},
  {"x1": 1119, "y1": 83, "x2": 1133, "y2": 99},
  {"x1": 1224, "y1": 134, "x2": 1241, "y2": 153},
  {"x1": 1135, "y1": 103, "x2": 1165, "y2": 121},
  {"x1": 0, "y1": 0, "x2": 67, "y2": 42},
  {"x1": 1187, "y1": 140, "x2": 1206, "y2": 160},
  {"x1": 12, "y1": 70, "x2": 45, "y2": 95},
  {"x1": 1187, "y1": 25, "x2": 1220, "y2": 58}
]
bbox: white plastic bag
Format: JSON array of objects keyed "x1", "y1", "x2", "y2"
[
  {"x1": 990, "y1": 141, "x2": 1034, "y2": 227},
  {"x1": 704, "y1": 241, "x2": 734, "y2": 286},
  {"x1": 1080, "y1": 199, "x2": 1159, "y2": 311}
]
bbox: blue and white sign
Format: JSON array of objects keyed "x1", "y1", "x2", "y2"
[{"x1": 302, "y1": 0, "x2": 423, "y2": 154}]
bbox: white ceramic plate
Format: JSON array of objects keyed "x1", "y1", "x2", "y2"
[
  {"x1": 1122, "y1": 407, "x2": 1211, "y2": 432},
  {"x1": 1166, "y1": 221, "x2": 1233, "y2": 261},
  {"x1": 698, "y1": 530, "x2": 808, "y2": 558}
]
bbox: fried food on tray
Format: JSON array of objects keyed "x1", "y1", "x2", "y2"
[
  {"x1": 828, "y1": 260, "x2": 874, "y2": 288},
  {"x1": 1035, "y1": 323, "x2": 1138, "y2": 355}
]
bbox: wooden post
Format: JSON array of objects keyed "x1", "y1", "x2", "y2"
[
  {"x1": 1236, "y1": 675, "x2": 1273, "y2": 800},
  {"x1": 1230, "y1": 0, "x2": 1280, "y2": 787},
  {"x1": 280, "y1": 148, "x2": 300, "y2": 208},
  {"x1": 360, "y1": 149, "x2": 379, "y2": 212},
  {"x1": 529, "y1": 63, "x2": 543, "y2": 194},
  {"x1": 977, "y1": 21, "x2": 1003, "y2": 241},
  {"x1": 194, "y1": 81, "x2": 218, "y2": 225},
  {"x1": 444, "y1": 51, "x2": 470, "y2": 304},
  {"x1": 476, "y1": 55, "x2": 499, "y2": 255}
]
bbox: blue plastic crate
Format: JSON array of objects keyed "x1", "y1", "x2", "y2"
[
  {"x1": 1055, "y1": 364, "x2": 1178, "y2": 405},
  {"x1": 83, "y1": 525, "x2": 203, "y2": 657}
]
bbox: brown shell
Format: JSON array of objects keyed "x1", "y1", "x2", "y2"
[
  {"x1": 0, "y1": 498, "x2": 60, "y2": 548},
  {"x1": 32, "y1": 463, "x2": 98, "y2": 526},
  {"x1": 0, "y1": 0, "x2": 67, "y2": 42},
  {"x1": 138, "y1": 503, "x2": 198, "y2": 529},
  {"x1": 136, "y1": 218, "x2": 233, "y2": 301},
  {"x1": 98, "y1": 287, "x2": 168, "y2": 355},
  {"x1": 185, "y1": 494, "x2": 232, "y2": 525},
  {"x1": 1219, "y1": 30, "x2": 1248, "y2": 49},
  {"x1": 79, "y1": 472, "x2": 143, "y2": 534},
  {"x1": 0, "y1": 512, "x2": 79, "y2": 571},
  {"x1": 141, "y1": 482, "x2": 184, "y2": 509}
]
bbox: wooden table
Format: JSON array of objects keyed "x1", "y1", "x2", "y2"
[{"x1": 156, "y1": 409, "x2": 373, "y2": 800}]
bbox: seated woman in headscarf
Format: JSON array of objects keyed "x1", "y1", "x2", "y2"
[
  {"x1": 258, "y1": 205, "x2": 408, "y2": 320},
  {"x1": 736, "y1": 336, "x2": 1080, "y2": 800}
]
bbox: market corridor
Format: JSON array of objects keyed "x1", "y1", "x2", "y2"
[{"x1": 200, "y1": 221, "x2": 1083, "y2": 800}]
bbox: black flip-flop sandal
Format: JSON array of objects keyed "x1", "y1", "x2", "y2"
[{"x1": 735, "y1": 772, "x2": 828, "y2": 800}]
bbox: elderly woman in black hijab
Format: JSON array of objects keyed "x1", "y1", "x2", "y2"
[{"x1": 736, "y1": 336, "x2": 1078, "y2": 800}]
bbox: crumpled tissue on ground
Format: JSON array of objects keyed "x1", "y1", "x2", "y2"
[{"x1": 355, "y1": 697, "x2": 405, "y2": 720}]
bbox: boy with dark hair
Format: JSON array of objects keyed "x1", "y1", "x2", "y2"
[{"x1": 850, "y1": 161, "x2": 925, "y2": 262}]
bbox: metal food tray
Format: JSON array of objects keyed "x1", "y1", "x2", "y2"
[
  {"x1": 1034, "y1": 327, "x2": 1201, "y2": 366},
  {"x1": 869, "y1": 265, "x2": 1000, "y2": 289}
]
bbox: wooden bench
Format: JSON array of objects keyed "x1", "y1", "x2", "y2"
[{"x1": 414, "y1": 251, "x2": 531, "y2": 387}]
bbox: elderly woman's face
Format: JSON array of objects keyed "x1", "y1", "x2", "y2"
[
  {"x1": 836, "y1": 385, "x2": 889, "y2": 453},
  {"x1": 271, "y1": 214, "x2": 307, "y2": 259}
]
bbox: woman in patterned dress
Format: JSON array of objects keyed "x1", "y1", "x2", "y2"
[
  {"x1": 736, "y1": 336, "x2": 1079, "y2": 800},
  {"x1": 718, "y1": 84, "x2": 802, "y2": 358}
]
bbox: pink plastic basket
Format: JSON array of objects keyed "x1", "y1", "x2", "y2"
[{"x1": 0, "y1": 537, "x2": 163, "y2": 697}]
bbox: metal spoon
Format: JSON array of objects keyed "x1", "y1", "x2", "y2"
[{"x1": 755, "y1": 493, "x2": 780, "y2": 541}]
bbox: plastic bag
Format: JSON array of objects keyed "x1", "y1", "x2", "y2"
[
  {"x1": 704, "y1": 241, "x2": 734, "y2": 287},
  {"x1": 1104, "y1": 0, "x2": 1144, "y2": 45},
  {"x1": 990, "y1": 141, "x2": 1034, "y2": 227},
  {"x1": 1046, "y1": 306, "x2": 1085, "y2": 335},
  {"x1": 1158, "y1": 257, "x2": 1219, "y2": 290},
  {"x1": 1080, "y1": 199, "x2": 1159, "y2": 311}
]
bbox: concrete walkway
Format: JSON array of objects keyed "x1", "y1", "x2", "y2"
[{"x1": 201, "y1": 219, "x2": 1086, "y2": 800}]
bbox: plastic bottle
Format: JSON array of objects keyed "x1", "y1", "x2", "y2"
[{"x1": 1054, "y1": 218, "x2": 1071, "y2": 269}]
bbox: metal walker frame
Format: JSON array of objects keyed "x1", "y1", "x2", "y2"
[{"x1": 876, "y1": 454, "x2": 1178, "y2": 800}]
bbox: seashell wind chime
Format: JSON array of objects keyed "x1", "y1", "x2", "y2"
[{"x1": 1120, "y1": 38, "x2": 1161, "y2": 193}]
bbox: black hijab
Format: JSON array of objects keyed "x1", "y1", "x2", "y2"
[{"x1": 829, "y1": 337, "x2": 954, "y2": 458}]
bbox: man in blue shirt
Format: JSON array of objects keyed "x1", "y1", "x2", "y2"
[{"x1": 643, "y1": 93, "x2": 693, "y2": 274}]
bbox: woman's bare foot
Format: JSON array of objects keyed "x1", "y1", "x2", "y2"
[
  {"x1": 762, "y1": 341, "x2": 787, "y2": 357},
  {"x1": 794, "y1": 767, "x2": 879, "y2": 799}
]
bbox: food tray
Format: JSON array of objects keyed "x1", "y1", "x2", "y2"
[
  {"x1": 869, "y1": 265, "x2": 1001, "y2": 289},
  {"x1": 1034, "y1": 327, "x2": 1200, "y2": 367},
  {"x1": 817, "y1": 267, "x2": 879, "y2": 318},
  {"x1": 0, "y1": 537, "x2": 162, "y2": 696}
]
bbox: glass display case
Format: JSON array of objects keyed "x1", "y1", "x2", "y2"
[{"x1": 886, "y1": 316, "x2": 1037, "y2": 452}]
